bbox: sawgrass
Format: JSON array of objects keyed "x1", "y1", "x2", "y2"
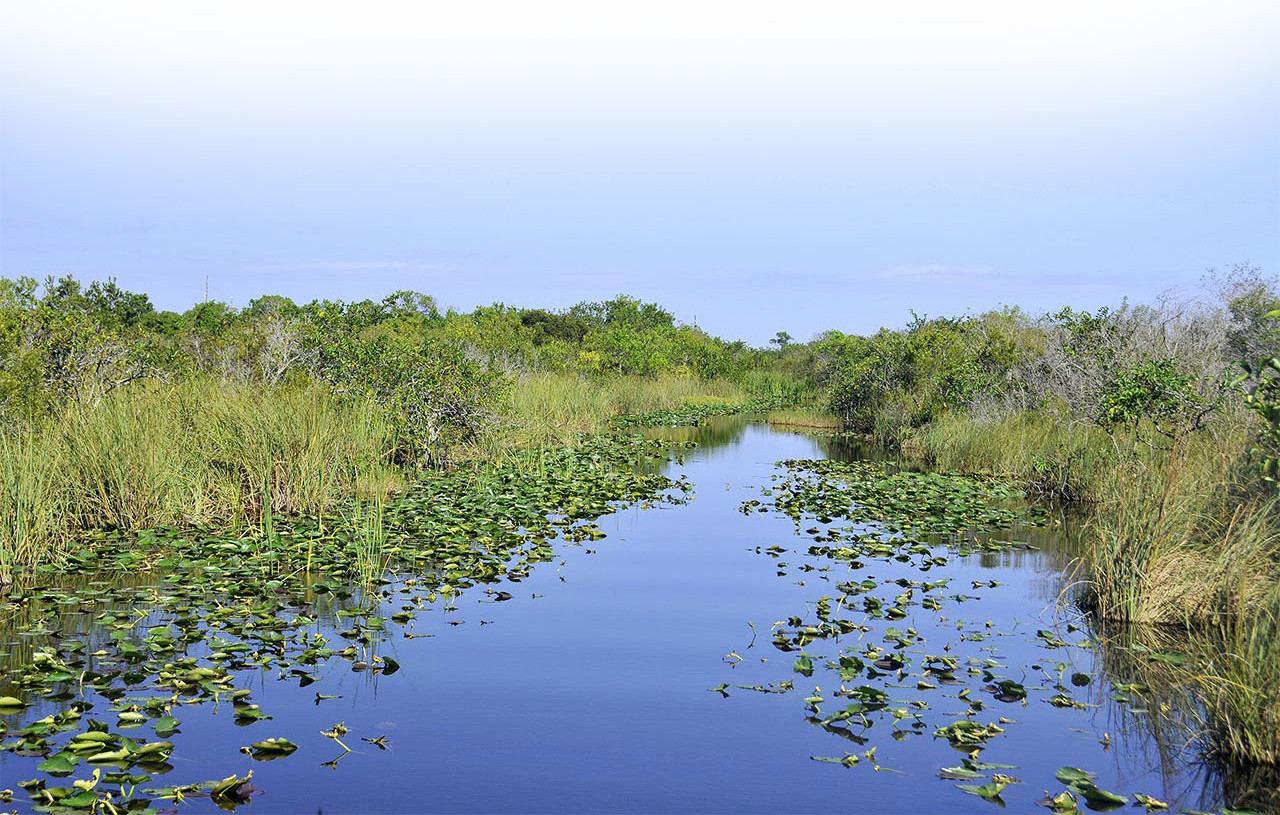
[
  {"x1": 1, "y1": 380, "x2": 402, "y2": 570},
  {"x1": 497, "y1": 372, "x2": 748, "y2": 448}
]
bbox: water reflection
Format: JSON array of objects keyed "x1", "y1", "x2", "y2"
[{"x1": 1, "y1": 421, "x2": 1274, "y2": 813}]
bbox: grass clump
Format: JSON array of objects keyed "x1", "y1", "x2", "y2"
[
  {"x1": 903, "y1": 410, "x2": 1108, "y2": 502},
  {"x1": 899, "y1": 403, "x2": 1280, "y2": 770},
  {"x1": 0, "y1": 381, "x2": 401, "y2": 570},
  {"x1": 498, "y1": 372, "x2": 748, "y2": 447},
  {"x1": 1202, "y1": 581, "x2": 1280, "y2": 770},
  {"x1": 766, "y1": 409, "x2": 843, "y2": 431},
  {"x1": 0, "y1": 431, "x2": 68, "y2": 575}
]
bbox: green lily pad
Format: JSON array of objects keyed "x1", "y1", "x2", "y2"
[{"x1": 249, "y1": 737, "x2": 298, "y2": 759}]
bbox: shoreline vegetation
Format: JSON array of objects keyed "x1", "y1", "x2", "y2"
[{"x1": 3, "y1": 268, "x2": 1280, "y2": 790}]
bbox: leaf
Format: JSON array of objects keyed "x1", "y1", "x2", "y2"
[
  {"x1": 957, "y1": 780, "x2": 1008, "y2": 801},
  {"x1": 1075, "y1": 784, "x2": 1127, "y2": 808},
  {"x1": 939, "y1": 764, "x2": 986, "y2": 780},
  {"x1": 86, "y1": 748, "x2": 133, "y2": 764},
  {"x1": 1036, "y1": 790, "x2": 1078, "y2": 812},
  {"x1": 1054, "y1": 768, "x2": 1128, "y2": 810},
  {"x1": 249, "y1": 737, "x2": 298, "y2": 759},
  {"x1": 37, "y1": 752, "x2": 80, "y2": 776},
  {"x1": 153, "y1": 715, "x2": 180, "y2": 738},
  {"x1": 1054, "y1": 767, "x2": 1096, "y2": 785},
  {"x1": 210, "y1": 771, "x2": 256, "y2": 807}
]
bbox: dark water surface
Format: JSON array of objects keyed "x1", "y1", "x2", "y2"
[{"x1": 0, "y1": 421, "x2": 1236, "y2": 813}]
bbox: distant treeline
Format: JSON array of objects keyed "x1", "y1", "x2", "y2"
[{"x1": 0, "y1": 278, "x2": 793, "y2": 462}]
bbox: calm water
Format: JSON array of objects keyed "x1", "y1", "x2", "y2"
[{"x1": 0, "y1": 421, "x2": 1234, "y2": 813}]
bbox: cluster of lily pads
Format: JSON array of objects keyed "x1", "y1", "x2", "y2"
[
  {"x1": 0, "y1": 434, "x2": 692, "y2": 813},
  {"x1": 721, "y1": 457, "x2": 1236, "y2": 813}
]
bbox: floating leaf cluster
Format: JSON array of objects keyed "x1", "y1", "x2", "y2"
[
  {"x1": 724, "y1": 457, "x2": 1182, "y2": 811},
  {"x1": 0, "y1": 433, "x2": 689, "y2": 812}
]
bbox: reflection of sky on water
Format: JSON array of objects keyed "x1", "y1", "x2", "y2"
[{"x1": 0, "y1": 422, "x2": 1252, "y2": 813}]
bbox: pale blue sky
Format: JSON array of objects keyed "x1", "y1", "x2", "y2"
[{"x1": 1, "y1": 1, "x2": 1277, "y2": 345}]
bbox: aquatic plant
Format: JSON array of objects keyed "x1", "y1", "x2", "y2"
[{"x1": 0, "y1": 433, "x2": 689, "y2": 811}]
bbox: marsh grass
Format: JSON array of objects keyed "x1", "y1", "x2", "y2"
[
  {"x1": 1083, "y1": 426, "x2": 1278, "y2": 627},
  {"x1": 344, "y1": 493, "x2": 389, "y2": 587},
  {"x1": 496, "y1": 372, "x2": 747, "y2": 448},
  {"x1": 2, "y1": 372, "x2": 741, "y2": 567},
  {"x1": 1201, "y1": 580, "x2": 1280, "y2": 770},
  {"x1": 908, "y1": 406, "x2": 1280, "y2": 772},
  {"x1": 1, "y1": 380, "x2": 402, "y2": 568},
  {"x1": 1091, "y1": 603, "x2": 1280, "y2": 806},
  {"x1": 766, "y1": 409, "x2": 843, "y2": 430},
  {"x1": 904, "y1": 410, "x2": 1110, "y2": 501},
  {"x1": 902, "y1": 410, "x2": 1275, "y2": 621},
  {"x1": 0, "y1": 431, "x2": 67, "y2": 575}
]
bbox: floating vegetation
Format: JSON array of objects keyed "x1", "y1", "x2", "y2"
[
  {"x1": 721, "y1": 456, "x2": 1219, "y2": 811},
  {"x1": 0, "y1": 433, "x2": 689, "y2": 812}
]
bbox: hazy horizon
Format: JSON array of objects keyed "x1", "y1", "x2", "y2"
[{"x1": 2, "y1": 1, "x2": 1277, "y2": 344}]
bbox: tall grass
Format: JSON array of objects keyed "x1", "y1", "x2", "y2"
[
  {"x1": 766, "y1": 409, "x2": 843, "y2": 431},
  {"x1": 904, "y1": 409, "x2": 1110, "y2": 501},
  {"x1": 3, "y1": 372, "x2": 753, "y2": 567},
  {"x1": 0, "y1": 431, "x2": 68, "y2": 574},
  {"x1": 904, "y1": 408, "x2": 1269, "y2": 625},
  {"x1": 903, "y1": 405, "x2": 1280, "y2": 771},
  {"x1": 497, "y1": 372, "x2": 749, "y2": 448},
  {"x1": 0, "y1": 380, "x2": 402, "y2": 569},
  {"x1": 739, "y1": 369, "x2": 811, "y2": 403},
  {"x1": 1083, "y1": 434, "x2": 1273, "y2": 625},
  {"x1": 1203, "y1": 580, "x2": 1280, "y2": 769}
]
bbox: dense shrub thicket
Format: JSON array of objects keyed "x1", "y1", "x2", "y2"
[
  {"x1": 0, "y1": 279, "x2": 773, "y2": 450},
  {"x1": 799, "y1": 265, "x2": 1280, "y2": 448}
]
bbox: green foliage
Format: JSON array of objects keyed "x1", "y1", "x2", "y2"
[
  {"x1": 0, "y1": 276, "x2": 156, "y2": 421},
  {"x1": 519, "y1": 308, "x2": 591, "y2": 345},
  {"x1": 1, "y1": 275, "x2": 782, "y2": 564},
  {"x1": 817, "y1": 309, "x2": 1040, "y2": 437},
  {"x1": 1243, "y1": 352, "x2": 1280, "y2": 485},
  {"x1": 1211, "y1": 263, "x2": 1280, "y2": 366},
  {"x1": 183, "y1": 300, "x2": 236, "y2": 335},
  {"x1": 304, "y1": 304, "x2": 509, "y2": 467},
  {"x1": 1051, "y1": 304, "x2": 1124, "y2": 363},
  {"x1": 1098, "y1": 358, "x2": 1197, "y2": 430}
]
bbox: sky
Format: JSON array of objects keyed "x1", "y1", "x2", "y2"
[{"x1": 1, "y1": 1, "x2": 1277, "y2": 345}]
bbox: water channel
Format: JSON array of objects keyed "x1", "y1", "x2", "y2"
[{"x1": 0, "y1": 419, "x2": 1247, "y2": 812}]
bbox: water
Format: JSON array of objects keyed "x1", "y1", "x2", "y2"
[{"x1": 0, "y1": 420, "x2": 1241, "y2": 812}]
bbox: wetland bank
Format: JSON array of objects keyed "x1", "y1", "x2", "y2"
[{"x1": 3, "y1": 277, "x2": 1280, "y2": 813}]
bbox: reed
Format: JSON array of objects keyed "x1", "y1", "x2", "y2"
[
  {"x1": 1201, "y1": 579, "x2": 1280, "y2": 769},
  {"x1": 498, "y1": 372, "x2": 748, "y2": 448},
  {"x1": 0, "y1": 380, "x2": 402, "y2": 568},
  {"x1": 0, "y1": 431, "x2": 68, "y2": 574},
  {"x1": 904, "y1": 409, "x2": 1109, "y2": 501},
  {"x1": 766, "y1": 409, "x2": 843, "y2": 431},
  {"x1": 905, "y1": 405, "x2": 1280, "y2": 772}
]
